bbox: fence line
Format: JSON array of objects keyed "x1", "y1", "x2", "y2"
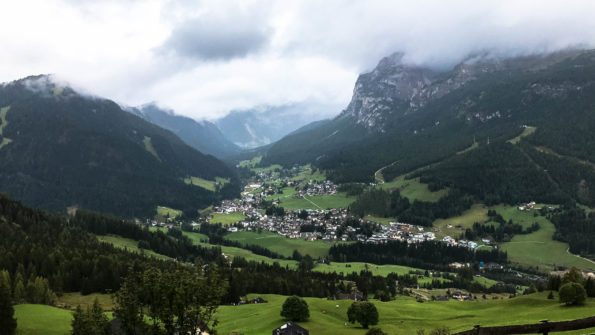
[{"x1": 453, "y1": 316, "x2": 595, "y2": 335}]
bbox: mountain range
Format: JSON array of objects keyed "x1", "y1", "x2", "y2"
[
  {"x1": 130, "y1": 103, "x2": 241, "y2": 158},
  {"x1": 215, "y1": 103, "x2": 333, "y2": 149},
  {"x1": 263, "y1": 49, "x2": 595, "y2": 206},
  {"x1": 0, "y1": 75, "x2": 239, "y2": 218}
]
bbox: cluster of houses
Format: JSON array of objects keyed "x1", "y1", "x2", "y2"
[{"x1": 296, "y1": 180, "x2": 337, "y2": 197}]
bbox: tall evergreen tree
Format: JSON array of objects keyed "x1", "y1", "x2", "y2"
[{"x1": 0, "y1": 280, "x2": 17, "y2": 335}]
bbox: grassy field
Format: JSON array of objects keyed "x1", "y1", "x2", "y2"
[
  {"x1": 290, "y1": 165, "x2": 326, "y2": 182},
  {"x1": 216, "y1": 292, "x2": 595, "y2": 335},
  {"x1": 381, "y1": 175, "x2": 448, "y2": 203},
  {"x1": 211, "y1": 212, "x2": 247, "y2": 225},
  {"x1": 238, "y1": 156, "x2": 263, "y2": 168},
  {"x1": 17, "y1": 293, "x2": 595, "y2": 335},
  {"x1": 96, "y1": 235, "x2": 170, "y2": 260},
  {"x1": 15, "y1": 304, "x2": 73, "y2": 335},
  {"x1": 432, "y1": 204, "x2": 489, "y2": 238},
  {"x1": 494, "y1": 205, "x2": 595, "y2": 271},
  {"x1": 365, "y1": 215, "x2": 396, "y2": 225},
  {"x1": 184, "y1": 176, "x2": 230, "y2": 192},
  {"x1": 279, "y1": 193, "x2": 355, "y2": 210},
  {"x1": 226, "y1": 231, "x2": 335, "y2": 258},
  {"x1": 156, "y1": 205, "x2": 183, "y2": 219},
  {"x1": 265, "y1": 186, "x2": 297, "y2": 201},
  {"x1": 57, "y1": 292, "x2": 114, "y2": 311}
]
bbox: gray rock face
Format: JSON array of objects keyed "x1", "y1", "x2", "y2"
[{"x1": 339, "y1": 50, "x2": 582, "y2": 132}]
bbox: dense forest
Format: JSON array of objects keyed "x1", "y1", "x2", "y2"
[
  {"x1": 549, "y1": 203, "x2": 595, "y2": 259},
  {"x1": 328, "y1": 241, "x2": 507, "y2": 271}
]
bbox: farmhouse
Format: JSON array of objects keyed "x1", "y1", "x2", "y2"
[{"x1": 272, "y1": 322, "x2": 309, "y2": 335}]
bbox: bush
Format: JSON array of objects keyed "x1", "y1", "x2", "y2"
[
  {"x1": 280, "y1": 296, "x2": 309, "y2": 322},
  {"x1": 559, "y1": 282, "x2": 587, "y2": 306}
]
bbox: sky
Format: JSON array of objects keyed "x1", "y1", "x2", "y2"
[{"x1": 1, "y1": 0, "x2": 595, "y2": 120}]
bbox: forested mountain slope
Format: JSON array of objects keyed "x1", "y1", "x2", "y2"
[
  {"x1": 132, "y1": 103, "x2": 241, "y2": 158},
  {"x1": 0, "y1": 75, "x2": 239, "y2": 217},
  {"x1": 263, "y1": 50, "x2": 595, "y2": 205}
]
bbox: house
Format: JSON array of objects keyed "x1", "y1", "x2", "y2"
[{"x1": 272, "y1": 322, "x2": 309, "y2": 335}]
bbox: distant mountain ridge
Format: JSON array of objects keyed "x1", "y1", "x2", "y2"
[
  {"x1": 215, "y1": 103, "x2": 333, "y2": 149},
  {"x1": 131, "y1": 103, "x2": 241, "y2": 158},
  {"x1": 0, "y1": 75, "x2": 239, "y2": 217}
]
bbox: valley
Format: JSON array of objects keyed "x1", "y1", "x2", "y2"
[{"x1": 3, "y1": 29, "x2": 595, "y2": 335}]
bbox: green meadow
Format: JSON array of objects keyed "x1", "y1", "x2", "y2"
[
  {"x1": 225, "y1": 231, "x2": 335, "y2": 258},
  {"x1": 381, "y1": 175, "x2": 448, "y2": 203},
  {"x1": 494, "y1": 205, "x2": 595, "y2": 271},
  {"x1": 432, "y1": 204, "x2": 489, "y2": 238},
  {"x1": 278, "y1": 193, "x2": 355, "y2": 210},
  {"x1": 216, "y1": 292, "x2": 595, "y2": 335},
  {"x1": 96, "y1": 235, "x2": 170, "y2": 260},
  {"x1": 184, "y1": 176, "x2": 230, "y2": 192},
  {"x1": 15, "y1": 304, "x2": 73, "y2": 335},
  {"x1": 156, "y1": 205, "x2": 183, "y2": 219},
  {"x1": 211, "y1": 212, "x2": 247, "y2": 225}
]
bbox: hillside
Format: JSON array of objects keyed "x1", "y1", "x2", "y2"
[
  {"x1": 133, "y1": 103, "x2": 241, "y2": 158},
  {"x1": 0, "y1": 75, "x2": 239, "y2": 217},
  {"x1": 263, "y1": 49, "x2": 595, "y2": 206}
]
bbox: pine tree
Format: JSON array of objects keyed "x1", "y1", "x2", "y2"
[
  {"x1": 71, "y1": 306, "x2": 91, "y2": 335},
  {"x1": 0, "y1": 282, "x2": 17, "y2": 335}
]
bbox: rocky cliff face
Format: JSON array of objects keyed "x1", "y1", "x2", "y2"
[{"x1": 339, "y1": 50, "x2": 582, "y2": 132}]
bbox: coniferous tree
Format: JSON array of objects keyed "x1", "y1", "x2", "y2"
[{"x1": 0, "y1": 280, "x2": 17, "y2": 335}]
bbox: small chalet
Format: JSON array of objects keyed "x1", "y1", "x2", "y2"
[{"x1": 272, "y1": 322, "x2": 309, "y2": 335}]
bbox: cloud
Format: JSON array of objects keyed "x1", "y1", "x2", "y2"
[
  {"x1": 161, "y1": 13, "x2": 271, "y2": 61},
  {"x1": 1, "y1": 0, "x2": 595, "y2": 120}
]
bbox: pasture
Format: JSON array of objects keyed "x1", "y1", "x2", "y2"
[
  {"x1": 184, "y1": 176, "x2": 230, "y2": 192},
  {"x1": 216, "y1": 292, "x2": 595, "y2": 335},
  {"x1": 156, "y1": 205, "x2": 183, "y2": 219},
  {"x1": 381, "y1": 175, "x2": 448, "y2": 203},
  {"x1": 225, "y1": 231, "x2": 335, "y2": 258},
  {"x1": 432, "y1": 204, "x2": 489, "y2": 238},
  {"x1": 278, "y1": 193, "x2": 355, "y2": 210},
  {"x1": 15, "y1": 304, "x2": 73, "y2": 335},
  {"x1": 96, "y1": 235, "x2": 170, "y2": 260},
  {"x1": 210, "y1": 212, "x2": 247, "y2": 225}
]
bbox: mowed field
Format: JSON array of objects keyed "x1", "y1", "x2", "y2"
[
  {"x1": 15, "y1": 304, "x2": 73, "y2": 335},
  {"x1": 225, "y1": 231, "x2": 336, "y2": 258},
  {"x1": 278, "y1": 193, "x2": 356, "y2": 210},
  {"x1": 96, "y1": 235, "x2": 170, "y2": 260},
  {"x1": 495, "y1": 205, "x2": 595, "y2": 271},
  {"x1": 432, "y1": 204, "x2": 489, "y2": 238},
  {"x1": 216, "y1": 293, "x2": 595, "y2": 335},
  {"x1": 17, "y1": 293, "x2": 595, "y2": 335},
  {"x1": 381, "y1": 175, "x2": 448, "y2": 203},
  {"x1": 210, "y1": 212, "x2": 247, "y2": 225}
]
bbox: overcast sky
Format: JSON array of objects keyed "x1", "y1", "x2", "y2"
[{"x1": 1, "y1": 0, "x2": 595, "y2": 120}]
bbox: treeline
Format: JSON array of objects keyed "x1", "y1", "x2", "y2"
[
  {"x1": 328, "y1": 241, "x2": 507, "y2": 271},
  {"x1": 71, "y1": 211, "x2": 226, "y2": 264},
  {"x1": 549, "y1": 203, "x2": 595, "y2": 259},
  {"x1": 463, "y1": 222, "x2": 540, "y2": 242},
  {"x1": 350, "y1": 188, "x2": 473, "y2": 226}
]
